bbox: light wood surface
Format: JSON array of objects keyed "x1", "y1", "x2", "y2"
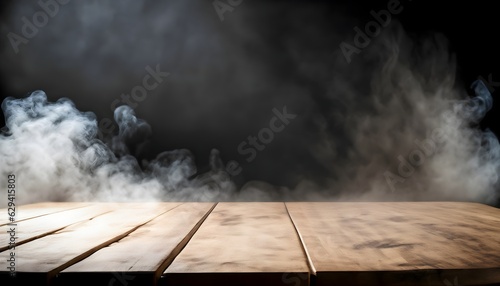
[
  {"x1": 162, "y1": 202, "x2": 310, "y2": 286},
  {"x1": 0, "y1": 202, "x2": 180, "y2": 285},
  {"x1": 286, "y1": 202, "x2": 500, "y2": 286},
  {"x1": 0, "y1": 205, "x2": 113, "y2": 251},
  {"x1": 0, "y1": 202, "x2": 89, "y2": 226},
  {"x1": 58, "y1": 202, "x2": 215, "y2": 286},
  {"x1": 0, "y1": 202, "x2": 499, "y2": 286}
]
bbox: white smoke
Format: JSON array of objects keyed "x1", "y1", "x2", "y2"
[
  {"x1": 0, "y1": 1, "x2": 499, "y2": 207},
  {"x1": 290, "y1": 31, "x2": 500, "y2": 204},
  {"x1": 0, "y1": 91, "x2": 237, "y2": 206}
]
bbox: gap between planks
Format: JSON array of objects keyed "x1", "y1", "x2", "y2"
[
  {"x1": 55, "y1": 202, "x2": 218, "y2": 286},
  {"x1": 0, "y1": 210, "x2": 114, "y2": 252},
  {"x1": 284, "y1": 202, "x2": 317, "y2": 277},
  {"x1": 153, "y1": 202, "x2": 218, "y2": 284},
  {"x1": 46, "y1": 204, "x2": 186, "y2": 283},
  {"x1": 0, "y1": 203, "x2": 90, "y2": 227}
]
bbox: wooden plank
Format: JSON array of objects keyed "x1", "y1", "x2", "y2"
[
  {"x1": 0, "y1": 204, "x2": 114, "y2": 251},
  {"x1": 285, "y1": 202, "x2": 500, "y2": 286},
  {"x1": 0, "y1": 202, "x2": 181, "y2": 285},
  {"x1": 0, "y1": 202, "x2": 89, "y2": 226},
  {"x1": 162, "y1": 202, "x2": 310, "y2": 286},
  {"x1": 57, "y1": 202, "x2": 216, "y2": 286}
]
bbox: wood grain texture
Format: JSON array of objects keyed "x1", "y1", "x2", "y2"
[
  {"x1": 0, "y1": 202, "x2": 89, "y2": 226},
  {"x1": 162, "y1": 202, "x2": 310, "y2": 286},
  {"x1": 1, "y1": 202, "x2": 499, "y2": 286},
  {"x1": 0, "y1": 202, "x2": 180, "y2": 285},
  {"x1": 0, "y1": 205, "x2": 112, "y2": 251},
  {"x1": 285, "y1": 202, "x2": 500, "y2": 286},
  {"x1": 58, "y1": 202, "x2": 216, "y2": 286}
]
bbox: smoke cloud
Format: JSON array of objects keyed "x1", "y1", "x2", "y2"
[{"x1": 0, "y1": 0, "x2": 499, "y2": 207}]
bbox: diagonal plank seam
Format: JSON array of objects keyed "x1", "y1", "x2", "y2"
[
  {"x1": 155, "y1": 202, "x2": 219, "y2": 285},
  {"x1": 49, "y1": 203, "x2": 186, "y2": 284},
  {"x1": 284, "y1": 202, "x2": 317, "y2": 279},
  {"x1": 0, "y1": 210, "x2": 115, "y2": 253},
  {"x1": 0, "y1": 204, "x2": 91, "y2": 227}
]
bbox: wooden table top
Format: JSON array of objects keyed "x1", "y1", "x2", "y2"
[
  {"x1": 286, "y1": 202, "x2": 500, "y2": 286},
  {"x1": 0, "y1": 202, "x2": 499, "y2": 286}
]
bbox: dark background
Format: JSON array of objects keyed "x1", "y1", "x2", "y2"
[{"x1": 1, "y1": 0, "x2": 499, "y2": 206}]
